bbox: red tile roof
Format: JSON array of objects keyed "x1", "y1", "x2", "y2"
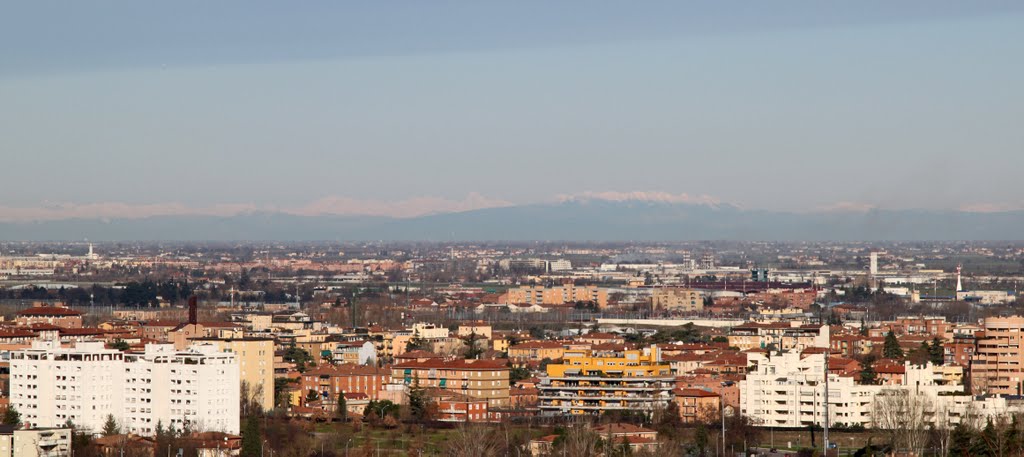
[
  {"x1": 393, "y1": 358, "x2": 509, "y2": 370},
  {"x1": 18, "y1": 306, "x2": 82, "y2": 316}
]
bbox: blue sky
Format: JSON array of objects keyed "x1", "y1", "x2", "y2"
[{"x1": 1, "y1": 2, "x2": 1023, "y2": 220}]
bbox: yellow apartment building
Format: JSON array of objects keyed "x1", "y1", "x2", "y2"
[{"x1": 538, "y1": 346, "x2": 674, "y2": 416}]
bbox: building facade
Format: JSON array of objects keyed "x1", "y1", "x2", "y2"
[
  {"x1": 10, "y1": 341, "x2": 240, "y2": 436},
  {"x1": 538, "y1": 346, "x2": 674, "y2": 416},
  {"x1": 391, "y1": 359, "x2": 510, "y2": 407},
  {"x1": 651, "y1": 288, "x2": 703, "y2": 313},
  {"x1": 189, "y1": 337, "x2": 275, "y2": 411},
  {"x1": 970, "y1": 316, "x2": 1024, "y2": 395}
]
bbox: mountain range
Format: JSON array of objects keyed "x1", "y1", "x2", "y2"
[{"x1": 1, "y1": 199, "x2": 1022, "y2": 241}]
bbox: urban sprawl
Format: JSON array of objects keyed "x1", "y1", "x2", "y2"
[{"x1": 0, "y1": 241, "x2": 1022, "y2": 457}]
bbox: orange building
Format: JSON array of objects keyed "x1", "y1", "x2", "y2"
[
  {"x1": 673, "y1": 388, "x2": 720, "y2": 423},
  {"x1": 970, "y1": 316, "x2": 1024, "y2": 395},
  {"x1": 504, "y1": 284, "x2": 609, "y2": 309},
  {"x1": 299, "y1": 364, "x2": 392, "y2": 401},
  {"x1": 15, "y1": 304, "x2": 83, "y2": 328},
  {"x1": 392, "y1": 358, "x2": 510, "y2": 407}
]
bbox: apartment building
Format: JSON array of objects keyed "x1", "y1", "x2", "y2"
[
  {"x1": 298, "y1": 364, "x2": 391, "y2": 402},
  {"x1": 0, "y1": 425, "x2": 71, "y2": 457},
  {"x1": 538, "y1": 346, "x2": 674, "y2": 416},
  {"x1": 740, "y1": 350, "x2": 960, "y2": 428},
  {"x1": 504, "y1": 284, "x2": 609, "y2": 309},
  {"x1": 14, "y1": 305, "x2": 83, "y2": 329},
  {"x1": 728, "y1": 322, "x2": 829, "y2": 351},
  {"x1": 10, "y1": 341, "x2": 240, "y2": 436},
  {"x1": 651, "y1": 288, "x2": 703, "y2": 313},
  {"x1": 121, "y1": 344, "x2": 239, "y2": 435},
  {"x1": 410, "y1": 323, "x2": 449, "y2": 339},
  {"x1": 673, "y1": 388, "x2": 721, "y2": 424},
  {"x1": 189, "y1": 337, "x2": 274, "y2": 411},
  {"x1": 391, "y1": 358, "x2": 510, "y2": 407},
  {"x1": 970, "y1": 316, "x2": 1024, "y2": 395},
  {"x1": 508, "y1": 341, "x2": 565, "y2": 364}
]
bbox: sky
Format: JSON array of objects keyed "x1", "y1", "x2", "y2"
[{"x1": 2, "y1": 1, "x2": 1023, "y2": 221}]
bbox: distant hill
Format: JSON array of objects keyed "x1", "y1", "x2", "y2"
[{"x1": 2, "y1": 200, "x2": 1023, "y2": 241}]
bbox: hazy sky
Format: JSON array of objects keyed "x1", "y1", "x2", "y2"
[{"x1": 2, "y1": 1, "x2": 1023, "y2": 220}]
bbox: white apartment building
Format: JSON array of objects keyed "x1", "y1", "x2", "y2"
[
  {"x1": 122, "y1": 344, "x2": 239, "y2": 435},
  {"x1": 411, "y1": 322, "x2": 449, "y2": 339},
  {"x1": 10, "y1": 341, "x2": 239, "y2": 436},
  {"x1": 740, "y1": 351, "x2": 964, "y2": 429}
]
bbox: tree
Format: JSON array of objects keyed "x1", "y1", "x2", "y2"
[
  {"x1": 336, "y1": 393, "x2": 347, "y2": 422},
  {"x1": 554, "y1": 422, "x2": 603, "y2": 457},
  {"x1": 110, "y1": 339, "x2": 131, "y2": 351},
  {"x1": 693, "y1": 424, "x2": 710, "y2": 457},
  {"x1": 283, "y1": 347, "x2": 314, "y2": 373},
  {"x1": 240, "y1": 380, "x2": 264, "y2": 419},
  {"x1": 1, "y1": 406, "x2": 20, "y2": 426},
  {"x1": 461, "y1": 330, "x2": 485, "y2": 360},
  {"x1": 407, "y1": 384, "x2": 434, "y2": 423},
  {"x1": 509, "y1": 365, "x2": 531, "y2": 384},
  {"x1": 240, "y1": 415, "x2": 261, "y2": 457},
  {"x1": 102, "y1": 414, "x2": 120, "y2": 436},
  {"x1": 929, "y1": 337, "x2": 945, "y2": 366},
  {"x1": 306, "y1": 389, "x2": 321, "y2": 404},
  {"x1": 871, "y1": 389, "x2": 932, "y2": 455},
  {"x1": 883, "y1": 330, "x2": 904, "y2": 359},
  {"x1": 860, "y1": 356, "x2": 877, "y2": 385},
  {"x1": 444, "y1": 424, "x2": 504, "y2": 457},
  {"x1": 406, "y1": 336, "x2": 431, "y2": 353}
]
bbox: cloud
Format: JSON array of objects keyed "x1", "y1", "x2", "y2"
[
  {"x1": 558, "y1": 191, "x2": 723, "y2": 206},
  {"x1": 0, "y1": 193, "x2": 512, "y2": 222}
]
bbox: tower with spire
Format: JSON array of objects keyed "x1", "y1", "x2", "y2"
[{"x1": 956, "y1": 264, "x2": 963, "y2": 292}]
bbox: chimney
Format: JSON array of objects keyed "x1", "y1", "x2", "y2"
[{"x1": 188, "y1": 296, "x2": 198, "y2": 325}]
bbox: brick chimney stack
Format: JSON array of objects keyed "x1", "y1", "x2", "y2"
[{"x1": 188, "y1": 296, "x2": 198, "y2": 325}]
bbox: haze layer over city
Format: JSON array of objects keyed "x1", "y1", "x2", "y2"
[{"x1": 2, "y1": 3, "x2": 1024, "y2": 457}]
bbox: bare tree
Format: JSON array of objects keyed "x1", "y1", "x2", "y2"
[
  {"x1": 931, "y1": 403, "x2": 955, "y2": 457},
  {"x1": 872, "y1": 388, "x2": 933, "y2": 456},
  {"x1": 555, "y1": 421, "x2": 602, "y2": 457},
  {"x1": 444, "y1": 424, "x2": 504, "y2": 457},
  {"x1": 239, "y1": 380, "x2": 264, "y2": 418}
]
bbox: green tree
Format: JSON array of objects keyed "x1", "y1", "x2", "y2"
[
  {"x1": 110, "y1": 339, "x2": 131, "y2": 351},
  {"x1": 860, "y1": 356, "x2": 877, "y2": 385},
  {"x1": 1, "y1": 406, "x2": 20, "y2": 426},
  {"x1": 510, "y1": 365, "x2": 531, "y2": 383},
  {"x1": 240, "y1": 415, "x2": 261, "y2": 457},
  {"x1": 883, "y1": 330, "x2": 904, "y2": 359},
  {"x1": 406, "y1": 337, "x2": 431, "y2": 352},
  {"x1": 336, "y1": 393, "x2": 347, "y2": 422},
  {"x1": 102, "y1": 414, "x2": 119, "y2": 436},
  {"x1": 306, "y1": 389, "x2": 320, "y2": 404},
  {"x1": 929, "y1": 337, "x2": 945, "y2": 365},
  {"x1": 693, "y1": 424, "x2": 710, "y2": 457},
  {"x1": 408, "y1": 384, "x2": 433, "y2": 423},
  {"x1": 461, "y1": 330, "x2": 485, "y2": 360}
]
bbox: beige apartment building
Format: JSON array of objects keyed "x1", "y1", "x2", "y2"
[
  {"x1": 651, "y1": 288, "x2": 703, "y2": 312},
  {"x1": 392, "y1": 358, "x2": 510, "y2": 407},
  {"x1": 970, "y1": 316, "x2": 1024, "y2": 395},
  {"x1": 191, "y1": 337, "x2": 276, "y2": 410},
  {"x1": 505, "y1": 284, "x2": 609, "y2": 309}
]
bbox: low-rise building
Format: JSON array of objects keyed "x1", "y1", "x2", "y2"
[
  {"x1": 391, "y1": 358, "x2": 510, "y2": 407},
  {"x1": 0, "y1": 425, "x2": 71, "y2": 457}
]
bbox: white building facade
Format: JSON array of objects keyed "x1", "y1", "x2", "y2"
[
  {"x1": 739, "y1": 351, "x2": 988, "y2": 429},
  {"x1": 10, "y1": 341, "x2": 239, "y2": 436}
]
